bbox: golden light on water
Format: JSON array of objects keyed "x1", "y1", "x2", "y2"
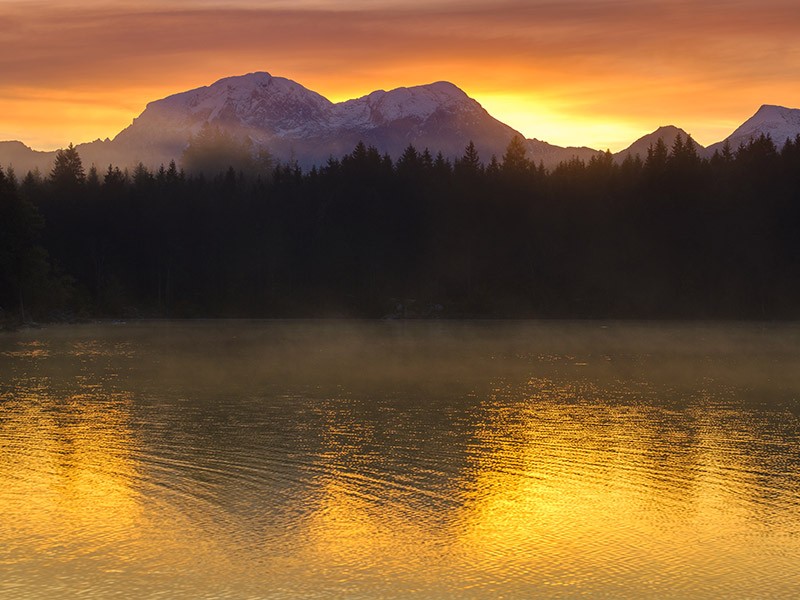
[
  {"x1": 452, "y1": 378, "x2": 800, "y2": 590},
  {"x1": 1, "y1": 323, "x2": 799, "y2": 597},
  {"x1": 0, "y1": 389, "x2": 142, "y2": 563},
  {"x1": 305, "y1": 403, "x2": 389, "y2": 562}
]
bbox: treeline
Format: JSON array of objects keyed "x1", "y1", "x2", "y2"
[{"x1": 2, "y1": 133, "x2": 799, "y2": 321}]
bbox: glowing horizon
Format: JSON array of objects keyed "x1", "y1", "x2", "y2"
[{"x1": 1, "y1": 1, "x2": 798, "y2": 153}]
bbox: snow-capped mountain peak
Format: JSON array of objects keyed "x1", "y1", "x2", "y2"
[
  {"x1": 712, "y1": 104, "x2": 800, "y2": 151},
  {"x1": 332, "y1": 81, "x2": 477, "y2": 129},
  {"x1": 753, "y1": 104, "x2": 790, "y2": 118},
  {"x1": 102, "y1": 73, "x2": 522, "y2": 168},
  {"x1": 115, "y1": 72, "x2": 335, "y2": 146}
]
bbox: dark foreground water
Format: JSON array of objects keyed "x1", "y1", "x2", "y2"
[{"x1": 1, "y1": 320, "x2": 799, "y2": 599}]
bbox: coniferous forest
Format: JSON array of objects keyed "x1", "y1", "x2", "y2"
[{"x1": 2, "y1": 132, "x2": 799, "y2": 322}]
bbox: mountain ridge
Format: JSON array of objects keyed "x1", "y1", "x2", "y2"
[{"x1": 1, "y1": 72, "x2": 798, "y2": 174}]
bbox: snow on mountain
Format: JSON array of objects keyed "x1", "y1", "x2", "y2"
[
  {"x1": 183, "y1": 72, "x2": 333, "y2": 136},
  {"x1": 707, "y1": 104, "x2": 800, "y2": 154},
  {"x1": 333, "y1": 82, "x2": 475, "y2": 129},
  {"x1": 94, "y1": 72, "x2": 524, "y2": 168},
  {"x1": 111, "y1": 72, "x2": 335, "y2": 162},
  {"x1": 319, "y1": 80, "x2": 520, "y2": 163}
]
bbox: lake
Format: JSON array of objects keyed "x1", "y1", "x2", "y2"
[{"x1": 1, "y1": 320, "x2": 799, "y2": 598}]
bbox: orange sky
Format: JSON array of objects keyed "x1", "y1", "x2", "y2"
[{"x1": 1, "y1": 0, "x2": 799, "y2": 152}]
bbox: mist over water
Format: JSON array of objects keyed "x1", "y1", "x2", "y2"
[{"x1": 1, "y1": 321, "x2": 799, "y2": 598}]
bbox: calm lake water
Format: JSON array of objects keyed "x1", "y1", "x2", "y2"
[{"x1": 1, "y1": 320, "x2": 799, "y2": 598}]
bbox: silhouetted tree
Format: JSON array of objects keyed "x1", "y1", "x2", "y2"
[
  {"x1": 501, "y1": 135, "x2": 529, "y2": 174},
  {"x1": 0, "y1": 165, "x2": 52, "y2": 321},
  {"x1": 50, "y1": 143, "x2": 85, "y2": 190},
  {"x1": 644, "y1": 138, "x2": 669, "y2": 180},
  {"x1": 455, "y1": 141, "x2": 482, "y2": 176},
  {"x1": 3, "y1": 136, "x2": 798, "y2": 320}
]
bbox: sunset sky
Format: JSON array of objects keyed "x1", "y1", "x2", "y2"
[{"x1": 1, "y1": 0, "x2": 799, "y2": 152}]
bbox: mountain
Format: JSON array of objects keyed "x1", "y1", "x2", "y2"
[
  {"x1": 111, "y1": 72, "x2": 335, "y2": 167},
  {"x1": 2, "y1": 73, "x2": 799, "y2": 174},
  {"x1": 614, "y1": 125, "x2": 706, "y2": 162},
  {"x1": 707, "y1": 104, "x2": 800, "y2": 154},
  {"x1": 0, "y1": 141, "x2": 58, "y2": 175},
  {"x1": 0, "y1": 72, "x2": 592, "y2": 173},
  {"x1": 107, "y1": 72, "x2": 526, "y2": 169}
]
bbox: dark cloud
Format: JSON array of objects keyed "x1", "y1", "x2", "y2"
[{"x1": 2, "y1": 1, "x2": 798, "y2": 82}]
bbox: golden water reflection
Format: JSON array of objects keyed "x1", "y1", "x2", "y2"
[
  {"x1": 0, "y1": 391, "x2": 140, "y2": 551},
  {"x1": 1, "y1": 322, "x2": 799, "y2": 598},
  {"x1": 454, "y1": 385, "x2": 799, "y2": 596}
]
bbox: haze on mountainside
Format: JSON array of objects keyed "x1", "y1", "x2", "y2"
[{"x1": 1, "y1": 72, "x2": 799, "y2": 175}]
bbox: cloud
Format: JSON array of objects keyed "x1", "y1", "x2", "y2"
[{"x1": 1, "y1": 0, "x2": 798, "y2": 150}]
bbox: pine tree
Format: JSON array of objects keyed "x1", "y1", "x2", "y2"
[
  {"x1": 432, "y1": 152, "x2": 452, "y2": 177},
  {"x1": 645, "y1": 138, "x2": 669, "y2": 176},
  {"x1": 0, "y1": 165, "x2": 49, "y2": 321},
  {"x1": 456, "y1": 141, "x2": 482, "y2": 175},
  {"x1": 501, "y1": 136, "x2": 529, "y2": 173},
  {"x1": 50, "y1": 143, "x2": 85, "y2": 190},
  {"x1": 131, "y1": 162, "x2": 154, "y2": 192},
  {"x1": 86, "y1": 164, "x2": 101, "y2": 189},
  {"x1": 486, "y1": 155, "x2": 501, "y2": 177}
]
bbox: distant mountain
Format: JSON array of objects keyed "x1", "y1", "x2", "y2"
[
  {"x1": 707, "y1": 104, "x2": 800, "y2": 154},
  {"x1": 0, "y1": 72, "x2": 592, "y2": 173},
  {"x1": 614, "y1": 125, "x2": 706, "y2": 162},
  {"x1": 0, "y1": 141, "x2": 57, "y2": 175},
  {"x1": 2, "y1": 73, "x2": 799, "y2": 174}
]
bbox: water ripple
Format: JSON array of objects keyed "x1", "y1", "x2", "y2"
[{"x1": 1, "y1": 321, "x2": 799, "y2": 598}]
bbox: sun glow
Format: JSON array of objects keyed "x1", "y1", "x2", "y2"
[
  {"x1": 476, "y1": 93, "x2": 648, "y2": 152},
  {"x1": 0, "y1": 87, "x2": 155, "y2": 151}
]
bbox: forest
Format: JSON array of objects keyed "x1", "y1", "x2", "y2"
[{"x1": 1, "y1": 131, "x2": 799, "y2": 323}]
